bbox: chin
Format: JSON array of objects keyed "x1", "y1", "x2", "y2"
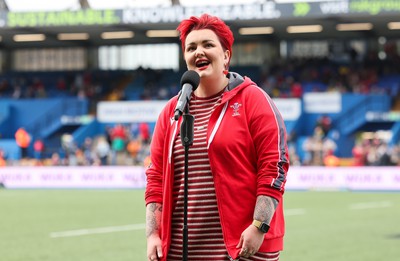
[
  {"x1": 196, "y1": 70, "x2": 206, "y2": 77},
  {"x1": 197, "y1": 69, "x2": 212, "y2": 77}
]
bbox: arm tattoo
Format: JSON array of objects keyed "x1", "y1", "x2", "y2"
[
  {"x1": 146, "y1": 203, "x2": 162, "y2": 238},
  {"x1": 253, "y1": 196, "x2": 278, "y2": 224}
]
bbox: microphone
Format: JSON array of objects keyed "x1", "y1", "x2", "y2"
[{"x1": 174, "y1": 70, "x2": 200, "y2": 120}]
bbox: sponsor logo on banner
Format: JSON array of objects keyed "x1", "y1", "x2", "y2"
[
  {"x1": 97, "y1": 101, "x2": 167, "y2": 123},
  {"x1": 303, "y1": 93, "x2": 341, "y2": 113}
]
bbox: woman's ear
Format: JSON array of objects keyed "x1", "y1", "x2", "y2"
[{"x1": 224, "y1": 50, "x2": 231, "y2": 65}]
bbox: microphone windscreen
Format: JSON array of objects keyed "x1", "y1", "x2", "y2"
[{"x1": 180, "y1": 70, "x2": 200, "y2": 91}]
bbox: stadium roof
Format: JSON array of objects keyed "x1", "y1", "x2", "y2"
[{"x1": 1, "y1": 0, "x2": 400, "y2": 49}]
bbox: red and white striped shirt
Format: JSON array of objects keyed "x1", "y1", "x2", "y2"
[
  {"x1": 167, "y1": 91, "x2": 280, "y2": 261},
  {"x1": 168, "y1": 92, "x2": 226, "y2": 260}
]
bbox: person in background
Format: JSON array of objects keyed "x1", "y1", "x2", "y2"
[
  {"x1": 15, "y1": 127, "x2": 31, "y2": 159},
  {"x1": 33, "y1": 139, "x2": 45, "y2": 160},
  {"x1": 323, "y1": 149, "x2": 340, "y2": 167},
  {"x1": 126, "y1": 137, "x2": 141, "y2": 165},
  {"x1": 352, "y1": 140, "x2": 366, "y2": 166},
  {"x1": 316, "y1": 114, "x2": 332, "y2": 138},
  {"x1": 50, "y1": 152, "x2": 62, "y2": 166},
  {"x1": 389, "y1": 143, "x2": 400, "y2": 166},
  {"x1": 145, "y1": 14, "x2": 289, "y2": 261},
  {"x1": 81, "y1": 137, "x2": 94, "y2": 165},
  {"x1": 94, "y1": 136, "x2": 111, "y2": 166},
  {"x1": 110, "y1": 124, "x2": 127, "y2": 165},
  {"x1": 0, "y1": 149, "x2": 6, "y2": 167},
  {"x1": 139, "y1": 122, "x2": 151, "y2": 144}
]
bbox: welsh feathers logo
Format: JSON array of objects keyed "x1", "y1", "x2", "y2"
[{"x1": 230, "y1": 102, "x2": 242, "y2": 117}]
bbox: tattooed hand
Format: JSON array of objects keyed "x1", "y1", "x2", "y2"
[{"x1": 146, "y1": 203, "x2": 163, "y2": 260}]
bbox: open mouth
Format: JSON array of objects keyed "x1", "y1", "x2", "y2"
[{"x1": 196, "y1": 59, "x2": 210, "y2": 68}]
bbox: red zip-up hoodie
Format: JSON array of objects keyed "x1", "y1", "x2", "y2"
[{"x1": 145, "y1": 72, "x2": 289, "y2": 260}]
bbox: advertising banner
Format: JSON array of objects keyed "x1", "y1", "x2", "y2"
[
  {"x1": 303, "y1": 92, "x2": 342, "y2": 113},
  {"x1": 0, "y1": 166, "x2": 146, "y2": 189},
  {"x1": 1, "y1": 166, "x2": 399, "y2": 191},
  {"x1": 97, "y1": 101, "x2": 167, "y2": 123},
  {"x1": 286, "y1": 166, "x2": 400, "y2": 191},
  {"x1": 2, "y1": 1, "x2": 400, "y2": 28}
]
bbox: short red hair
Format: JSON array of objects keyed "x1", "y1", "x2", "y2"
[{"x1": 177, "y1": 14, "x2": 234, "y2": 65}]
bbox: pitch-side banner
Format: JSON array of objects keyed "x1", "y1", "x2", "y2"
[
  {"x1": 0, "y1": 166, "x2": 146, "y2": 189},
  {"x1": 1, "y1": 166, "x2": 399, "y2": 190},
  {"x1": 286, "y1": 166, "x2": 400, "y2": 191}
]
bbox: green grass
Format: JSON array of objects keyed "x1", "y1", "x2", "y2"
[
  {"x1": 1, "y1": 189, "x2": 399, "y2": 261},
  {"x1": 1, "y1": 190, "x2": 147, "y2": 261},
  {"x1": 281, "y1": 191, "x2": 400, "y2": 261}
]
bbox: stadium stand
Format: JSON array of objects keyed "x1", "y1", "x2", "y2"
[{"x1": 0, "y1": 1, "x2": 399, "y2": 167}]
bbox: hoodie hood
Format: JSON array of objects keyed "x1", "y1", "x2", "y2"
[
  {"x1": 222, "y1": 71, "x2": 256, "y2": 102},
  {"x1": 226, "y1": 71, "x2": 245, "y2": 91}
]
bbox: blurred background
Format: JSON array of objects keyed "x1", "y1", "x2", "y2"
[
  {"x1": 0, "y1": 0, "x2": 399, "y2": 168},
  {"x1": 0, "y1": 0, "x2": 399, "y2": 260}
]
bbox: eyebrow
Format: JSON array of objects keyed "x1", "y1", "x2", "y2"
[{"x1": 186, "y1": 39, "x2": 215, "y2": 47}]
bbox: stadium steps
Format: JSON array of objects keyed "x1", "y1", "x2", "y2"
[
  {"x1": 43, "y1": 124, "x2": 84, "y2": 158},
  {"x1": 70, "y1": 119, "x2": 104, "y2": 146},
  {"x1": 25, "y1": 98, "x2": 89, "y2": 139},
  {"x1": 392, "y1": 93, "x2": 400, "y2": 111},
  {"x1": 389, "y1": 121, "x2": 400, "y2": 146},
  {"x1": 0, "y1": 102, "x2": 12, "y2": 137},
  {"x1": 334, "y1": 95, "x2": 392, "y2": 135},
  {"x1": 103, "y1": 73, "x2": 134, "y2": 101},
  {"x1": 0, "y1": 139, "x2": 21, "y2": 160}
]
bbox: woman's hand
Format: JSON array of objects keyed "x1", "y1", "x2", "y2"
[
  {"x1": 147, "y1": 234, "x2": 163, "y2": 261},
  {"x1": 146, "y1": 203, "x2": 163, "y2": 260},
  {"x1": 236, "y1": 224, "x2": 265, "y2": 258}
]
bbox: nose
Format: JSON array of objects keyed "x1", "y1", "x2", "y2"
[{"x1": 194, "y1": 47, "x2": 205, "y2": 58}]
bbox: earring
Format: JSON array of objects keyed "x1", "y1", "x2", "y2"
[{"x1": 223, "y1": 63, "x2": 228, "y2": 76}]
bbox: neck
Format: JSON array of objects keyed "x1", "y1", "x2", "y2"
[{"x1": 195, "y1": 76, "x2": 229, "y2": 98}]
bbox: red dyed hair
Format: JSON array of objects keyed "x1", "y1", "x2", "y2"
[{"x1": 177, "y1": 13, "x2": 234, "y2": 65}]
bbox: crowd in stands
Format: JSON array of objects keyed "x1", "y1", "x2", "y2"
[
  {"x1": 115, "y1": 54, "x2": 400, "y2": 103},
  {"x1": 1, "y1": 122, "x2": 152, "y2": 167},
  {"x1": 1, "y1": 55, "x2": 399, "y2": 167},
  {"x1": 3, "y1": 122, "x2": 398, "y2": 168},
  {"x1": 258, "y1": 52, "x2": 400, "y2": 99},
  {"x1": 288, "y1": 118, "x2": 400, "y2": 167},
  {"x1": 0, "y1": 70, "x2": 132, "y2": 111},
  {"x1": 352, "y1": 134, "x2": 400, "y2": 166},
  {"x1": 1, "y1": 54, "x2": 399, "y2": 101}
]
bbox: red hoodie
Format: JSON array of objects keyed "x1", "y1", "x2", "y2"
[{"x1": 145, "y1": 72, "x2": 289, "y2": 260}]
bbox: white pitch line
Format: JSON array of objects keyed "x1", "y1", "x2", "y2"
[
  {"x1": 51, "y1": 209, "x2": 306, "y2": 238},
  {"x1": 50, "y1": 223, "x2": 146, "y2": 238},
  {"x1": 285, "y1": 208, "x2": 306, "y2": 216},
  {"x1": 349, "y1": 201, "x2": 392, "y2": 210}
]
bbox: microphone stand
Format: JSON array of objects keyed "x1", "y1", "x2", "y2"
[{"x1": 180, "y1": 104, "x2": 194, "y2": 261}]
